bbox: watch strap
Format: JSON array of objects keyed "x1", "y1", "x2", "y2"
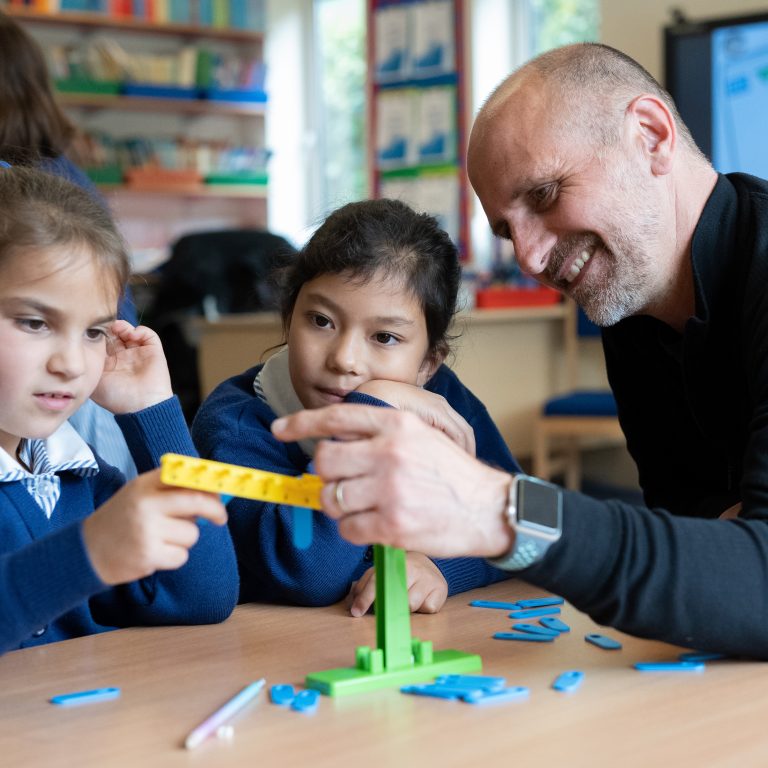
[{"x1": 487, "y1": 474, "x2": 562, "y2": 572}]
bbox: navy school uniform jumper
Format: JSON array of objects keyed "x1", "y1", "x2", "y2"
[
  {"x1": 192, "y1": 362, "x2": 520, "y2": 606},
  {"x1": 0, "y1": 397, "x2": 239, "y2": 655}
]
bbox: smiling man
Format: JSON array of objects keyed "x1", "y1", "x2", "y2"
[{"x1": 272, "y1": 43, "x2": 768, "y2": 658}]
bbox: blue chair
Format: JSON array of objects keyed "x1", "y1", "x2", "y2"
[{"x1": 532, "y1": 302, "x2": 624, "y2": 490}]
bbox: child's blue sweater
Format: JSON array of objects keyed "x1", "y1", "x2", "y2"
[
  {"x1": 0, "y1": 397, "x2": 239, "y2": 655},
  {"x1": 192, "y1": 364, "x2": 521, "y2": 606}
]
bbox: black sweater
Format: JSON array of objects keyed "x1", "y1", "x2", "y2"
[{"x1": 524, "y1": 173, "x2": 768, "y2": 658}]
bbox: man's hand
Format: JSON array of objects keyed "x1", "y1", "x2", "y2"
[{"x1": 272, "y1": 405, "x2": 514, "y2": 559}]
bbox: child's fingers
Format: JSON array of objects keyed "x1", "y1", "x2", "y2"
[
  {"x1": 407, "y1": 579, "x2": 431, "y2": 612},
  {"x1": 140, "y1": 469, "x2": 228, "y2": 525},
  {"x1": 157, "y1": 515, "x2": 202, "y2": 550},
  {"x1": 159, "y1": 490, "x2": 228, "y2": 525},
  {"x1": 349, "y1": 567, "x2": 376, "y2": 617},
  {"x1": 418, "y1": 585, "x2": 447, "y2": 614},
  {"x1": 108, "y1": 320, "x2": 161, "y2": 348},
  {"x1": 429, "y1": 403, "x2": 476, "y2": 456},
  {"x1": 152, "y1": 542, "x2": 192, "y2": 573}
]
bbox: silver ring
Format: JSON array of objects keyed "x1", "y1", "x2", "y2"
[{"x1": 334, "y1": 480, "x2": 349, "y2": 514}]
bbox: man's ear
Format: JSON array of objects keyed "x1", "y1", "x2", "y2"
[
  {"x1": 626, "y1": 94, "x2": 676, "y2": 176},
  {"x1": 416, "y1": 350, "x2": 444, "y2": 387}
]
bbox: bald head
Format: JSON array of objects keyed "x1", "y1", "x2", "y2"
[{"x1": 472, "y1": 43, "x2": 703, "y2": 159}]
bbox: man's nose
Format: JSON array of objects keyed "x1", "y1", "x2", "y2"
[{"x1": 509, "y1": 215, "x2": 557, "y2": 277}]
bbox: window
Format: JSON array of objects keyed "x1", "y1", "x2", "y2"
[
  {"x1": 470, "y1": 0, "x2": 600, "y2": 271},
  {"x1": 528, "y1": 0, "x2": 600, "y2": 54},
  {"x1": 313, "y1": 0, "x2": 368, "y2": 214}
]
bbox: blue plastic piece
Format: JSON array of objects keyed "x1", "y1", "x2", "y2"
[
  {"x1": 269, "y1": 684, "x2": 295, "y2": 706},
  {"x1": 401, "y1": 684, "x2": 469, "y2": 700},
  {"x1": 511, "y1": 623, "x2": 560, "y2": 637},
  {"x1": 291, "y1": 689, "x2": 320, "y2": 713},
  {"x1": 220, "y1": 494, "x2": 233, "y2": 505},
  {"x1": 552, "y1": 670, "x2": 584, "y2": 692},
  {"x1": 292, "y1": 506, "x2": 313, "y2": 549},
  {"x1": 679, "y1": 651, "x2": 726, "y2": 662},
  {"x1": 290, "y1": 464, "x2": 316, "y2": 549},
  {"x1": 463, "y1": 686, "x2": 529, "y2": 705},
  {"x1": 123, "y1": 83, "x2": 200, "y2": 99},
  {"x1": 634, "y1": 661, "x2": 705, "y2": 672},
  {"x1": 540, "y1": 617, "x2": 571, "y2": 633},
  {"x1": 585, "y1": 633, "x2": 622, "y2": 650},
  {"x1": 493, "y1": 632, "x2": 555, "y2": 643},
  {"x1": 469, "y1": 600, "x2": 521, "y2": 610},
  {"x1": 50, "y1": 687, "x2": 121, "y2": 706},
  {"x1": 508, "y1": 607, "x2": 561, "y2": 619},
  {"x1": 515, "y1": 597, "x2": 564, "y2": 609},
  {"x1": 435, "y1": 675, "x2": 506, "y2": 692},
  {"x1": 204, "y1": 87, "x2": 268, "y2": 103}
]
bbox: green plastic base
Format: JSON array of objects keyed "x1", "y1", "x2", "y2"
[{"x1": 306, "y1": 647, "x2": 482, "y2": 697}]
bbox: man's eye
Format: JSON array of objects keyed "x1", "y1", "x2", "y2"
[{"x1": 531, "y1": 184, "x2": 558, "y2": 209}]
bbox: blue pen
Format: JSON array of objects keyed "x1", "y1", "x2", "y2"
[{"x1": 50, "y1": 687, "x2": 121, "y2": 707}]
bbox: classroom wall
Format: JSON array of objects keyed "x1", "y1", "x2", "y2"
[
  {"x1": 558, "y1": 1, "x2": 768, "y2": 491},
  {"x1": 600, "y1": 0, "x2": 768, "y2": 81}
]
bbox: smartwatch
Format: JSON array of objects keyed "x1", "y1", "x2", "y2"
[{"x1": 487, "y1": 474, "x2": 563, "y2": 571}]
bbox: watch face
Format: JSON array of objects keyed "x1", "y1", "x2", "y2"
[{"x1": 518, "y1": 477, "x2": 562, "y2": 529}]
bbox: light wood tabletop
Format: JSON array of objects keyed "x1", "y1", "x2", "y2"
[{"x1": 1, "y1": 579, "x2": 765, "y2": 767}]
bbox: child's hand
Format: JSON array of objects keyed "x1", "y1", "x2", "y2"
[
  {"x1": 346, "y1": 551, "x2": 448, "y2": 617},
  {"x1": 82, "y1": 468, "x2": 227, "y2": 586},
  {"x1": 354, "y1": 380, "x2": 476, "y2": 456},
  {"x1": 91, "y1": 320, "x2": 173, "y2": 414}
]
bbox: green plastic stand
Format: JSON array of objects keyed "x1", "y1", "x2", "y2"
[{"x1": 305, "y1": 544, "x2": 482, "y2": 697}]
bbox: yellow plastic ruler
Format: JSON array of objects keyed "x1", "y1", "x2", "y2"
[{"x1": 160, "y1": 453, "x2": 324, "y2": 510}]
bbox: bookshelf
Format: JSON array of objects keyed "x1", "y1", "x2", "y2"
[
  {"x1": 58, "y1": 91, "x2": 266, "y2": 116},
  {"x1": 367, "y1": 0, "x2": 470, "y2": 260},
  {"x1": 4, "y1": 5, "x2": 265, "y2": 40},
  {"x1": 4, "y1": 2, "x2": 269, "y2": 275}
]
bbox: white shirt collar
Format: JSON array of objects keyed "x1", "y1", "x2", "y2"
[{"x1": 0, "y1": 421, "x2": 98, "y2": 482}]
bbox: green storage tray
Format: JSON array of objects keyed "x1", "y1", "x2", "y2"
[
  {"x1": 204, "y1": 171, "x2": 268, "y2": 186},
  {"x1": 85, "y1": 165, "x2": 123, "y2": 185},
  {"x1": 55, "y1": 78, "x2": 121, "y2": 95}
]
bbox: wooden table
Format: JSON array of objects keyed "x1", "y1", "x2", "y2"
[{"x1": 1, "y1": 580, "x2": 763, "y2": 767}]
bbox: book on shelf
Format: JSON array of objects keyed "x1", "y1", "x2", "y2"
[{"x1": 19, "y1": 0, "x2": 266, "y2": 30}]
